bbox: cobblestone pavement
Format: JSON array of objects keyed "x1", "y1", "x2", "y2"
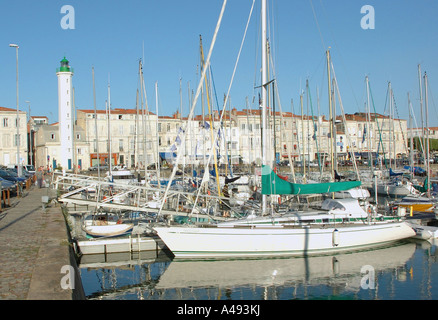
[{"x1": 0, "y1": 185, "x2": 83, "y2": 300}]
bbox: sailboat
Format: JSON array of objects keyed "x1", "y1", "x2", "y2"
[
  {"x1": 153, "y1": 0, "x2": 415, "y2": 259},
  {"x1": 394, "y1": 69, "x2": 437, "y2": 213},
  {"x1": 154, "y1": 166, "x2": 414, "y2": 258}
]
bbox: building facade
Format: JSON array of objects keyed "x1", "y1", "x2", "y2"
[
  {"x1": 0, "y1": 106, "x2": 27, "y2": 167},
  {"x1": 0, "y1": 104, "x2": 410, "y2": 172}
]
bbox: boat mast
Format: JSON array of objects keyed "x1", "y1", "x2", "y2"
[
  {"x1": 155, "y1": 81, "x2": 161, "y2": 188},
  {"x1": 92, "y1": 67, "x2": 100, "y2": 178},
  {"x1": 326, "y1": 49, "x2": 334, "y2": 181},
  {"x1": 418, "y1": 65, "x2": 425, "y2": 163},
  {"x1": 246, "y1": 97, "x2": 252, "y2": 168},
  {"x1": 135, "y1": 88, "x2": 139, "y2": 169},
  {"x1": 365, "y1": 76, "x2": 374, "y2": 176},
  {"x1": 332, "y1": 78, "x2": 338, "y2": 173},
  {"x1": 424, "y1": 72, "x2": 430, "y2": 197},
  {"x1": 261, "y1": 0, "x2": 269, "y2": 214},
  {"x1": 388, "y1": 82, "x2": 393, "y2": 169},
  {"x1": 300, "y1": 93, "x2": 306, "y2": 182},
  {"x1": 107, "y1": 75, "x2": 112, "y2": 175},
  {"x1": 199, "y1": 36, "x2": 221, "y2": 196},
  {"x1": 408, "y1": 92, "x2": 414, "y2": 179},
  {"x1": 366, "y1": 76, "x2": 377, "y2": 204}
]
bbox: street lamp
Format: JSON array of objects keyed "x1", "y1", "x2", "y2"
[{"x1": 9, "y1": 43, "x2": 21, "y2": 177}]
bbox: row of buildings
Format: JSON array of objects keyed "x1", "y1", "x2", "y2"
[
  {"x1": 2, "y1": 103, "x2": 432, "y2": 172},
  {"x1": 1, "y1": 57, "x2": 435, "y2": 172}
]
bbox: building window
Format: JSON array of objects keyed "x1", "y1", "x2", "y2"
[
  {"x1": 51, "y1": 133, "x2": 56, "y2": 140},
  {"x1": 3, "y1": 118, "x2": 8, "y2": 127}
]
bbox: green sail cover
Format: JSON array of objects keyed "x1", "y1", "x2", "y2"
[
  {"x1": 261, "y1": 165, "x2": 361, "y2": 195},
  {"x1": 414, "y1": 177, "x2": 428, "y2": 193}
]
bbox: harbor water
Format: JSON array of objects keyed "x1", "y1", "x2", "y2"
[
  {"x1": 73, "y1": 166, "x2": 438, "y2": 300},
  {"x1": 79, "y1": 239, "x2": 438, "y2": 300}
]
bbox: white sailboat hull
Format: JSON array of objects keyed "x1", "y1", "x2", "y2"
[{"x1": 154, "y1": 222, "x2": 415, "y2": 258}]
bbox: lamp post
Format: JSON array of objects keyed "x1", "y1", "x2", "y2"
[{"x1": 9, "y1": 44, "x2": 21, "y2": 177}]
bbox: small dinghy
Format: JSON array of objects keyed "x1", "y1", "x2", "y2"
[
  {"x1": 84, "y1": 223, "x2": 134, "y2": 238},
  {"x1": 82, "y1": 212, "x2": 134, "y2": 238}
]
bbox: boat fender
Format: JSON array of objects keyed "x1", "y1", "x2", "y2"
[
  {"x1": 397, "y1": 206, "x2": 406, "y2": 217},
  {"x1": 117, "y1": 219, "x2": 122, "y2": 224},
  {"x1": 332, "y1": 229, "x2": 339, "y2": 247}
]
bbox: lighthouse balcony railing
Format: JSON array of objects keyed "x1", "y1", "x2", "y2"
[{"x1": 56, "y1": 67, "x2": 74, "y2": 73}]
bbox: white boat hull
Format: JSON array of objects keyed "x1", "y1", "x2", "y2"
[
  {"x1": 154, "y1": 222, "x2": 415, "y2": 258},
  {"x1": 407, "y1": 222, "x2": 438, "y2": 240},
  {"x1": 84, "y1": 223, "x2": 134, "y2": 238},
  {"x1": 375, "y1": 183, "x2": 416, "y2": 196}
]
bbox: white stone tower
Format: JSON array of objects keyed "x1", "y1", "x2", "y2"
[{"x1": 56, "y1": 57, "x2": 74, "y2": 170}]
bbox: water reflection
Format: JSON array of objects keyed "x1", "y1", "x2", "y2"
[{"x1": 78, "y1": 240, "x2": 438, "y2": 300}]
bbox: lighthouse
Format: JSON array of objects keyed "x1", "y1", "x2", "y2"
[{"x1": 56, "y1": 57, "x2": 74, "y2": 170}]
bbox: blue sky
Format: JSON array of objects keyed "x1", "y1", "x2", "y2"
[{"x1": 0, "y1": 0, "x2": 437, "y2": 128}]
